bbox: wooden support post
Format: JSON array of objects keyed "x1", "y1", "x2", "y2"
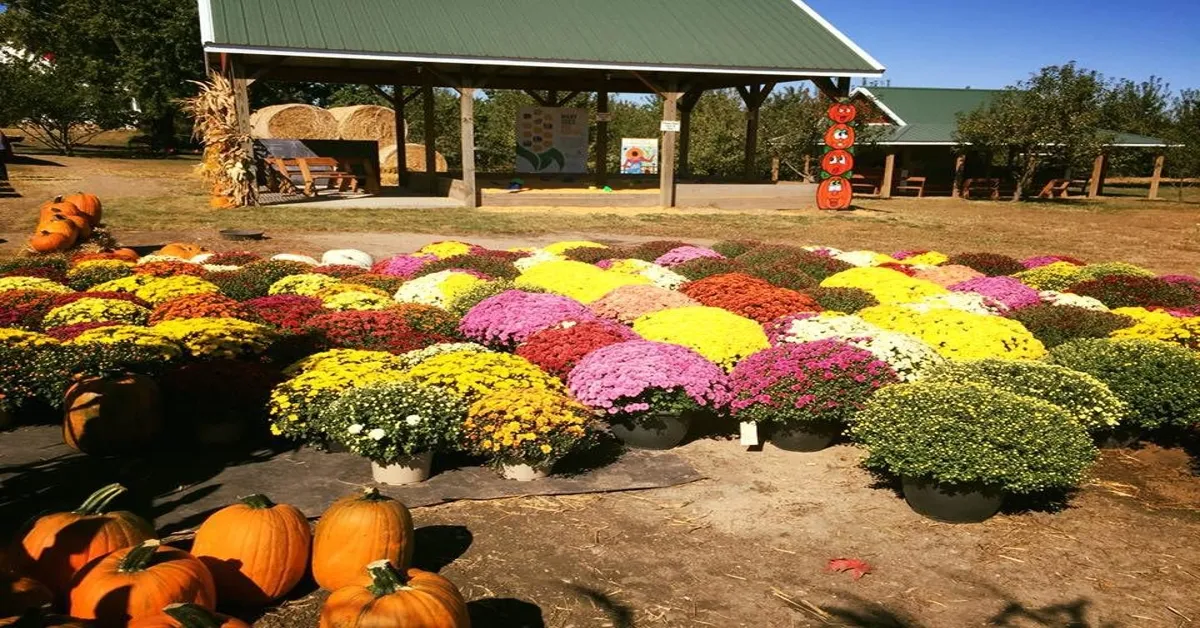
[
  {"x1": 1149, "y1": 153, "x2": 1165, "y2": 199},
  {"x1": 881, "y1": 152, "x2": 896, "y2": 199},
  {"x1": 1088, "y1": 152, "x2": 1107, "y2": 199},
  {"x1": 771, "y1": 156, "x2": 780, "y2": 183},
  {"x1": 422, "y1": 80, "x2": 437, "y2": 193},
  {"x1": 460, "y1": 86, "x2": 478, "y2": 208},
  {"x1": 595, "y1": 90, "x2": 609, "y2": 186},
  {"x1": 951, "y1": 154, "x2": 966, "y2": 198},
  {"x1": 392, "y1": 85, "x2": 407, "y2": 185},
  {"x1": 737, "y1": 83, "x2": 774, "y2": 182},
  {"x1": 228, "y1": 58, "x2": 255, "y2": 205},
  {"x1": 677, "y1": 90, "x2": 703, "y2": 179},
  {"x1": 660, "y1": 91, "x2": 681, "y2": 208}
]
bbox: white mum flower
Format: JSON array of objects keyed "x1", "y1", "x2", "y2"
[
  {"x1": 368, "y1": 428, "x2": 387, "y2": 441},
  {"x1": 347, "y1": 424, "x2": 364, "y2": 434},
  {"x1": 405, "y1": 414, "x2": 422, "y2": 426}
]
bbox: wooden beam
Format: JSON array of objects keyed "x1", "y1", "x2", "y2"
[
  {"x1": 460, "y1": 86, "x2": 479, "y2": 208},
  {"x1": 554, "y1": 91, "x2": 581, "y2": 107},
  {"x1": 1088, "y1": 153, "x2": 1107, "y2": 198},
  {"x1": 660, "y1": 91, "x2": 682, "y2": 208},
  {"x1": 399, "y1": 88, "x2": 421, "y2": 107},
  {"x1": 738, "y1": 83, "x2": 775, "y2": 181},
  {"x1": 595, "y1": 90, "x2": 609, "y2": 187},
  {"x1": 631, "y1": 71, "x2": 664, "y2": 97},
  {"x1": 229, "y1": 60, "x2": 253, "y2": 157},
  {"x1": 811, "y1": 77, "x2": 850, "y2": 101},
  {"x1": 881, "y1": 152, "x2": 897, "y2": 199},
  {"x1": 393, "y1": 84, "x2": 407, "y2": 184},
  {"x1": 677, "y1": 89, "x2": 703, "y2": 179},
  {"x1": 423, "y1": 80, "x2": 437, "y2": 193},
  {"x1": 1149, "y1": 153, "x2": 1165, "y2": 199},
  {"x1": 246, "y1": 56, "x2": 288, "y2": 86},
  {"x1": 951, "y1": 153, "x2": 966, "y2": 198},
  {"x1": 367, "y1": 84, "x2": 397, "y2": 106},
  {"x1": 524, "y1": 90, "x2": 553, "y2": 107}
]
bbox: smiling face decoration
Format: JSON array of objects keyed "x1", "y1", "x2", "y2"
[
  {"x1": 822, "y1": 149, "x2": 854, "y2": 177},
  {"x1": 828, "y1": 102, "x2": 857, "y2": 124},
  {"x1": 817, "y1": 177, "x2": 853, "y2": 210},
  {"x1": 824, "y1": 124, "x2": 855, "y2": 150}
]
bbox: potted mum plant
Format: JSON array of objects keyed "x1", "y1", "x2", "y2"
[
  {"x1": 729, "y1": 339, "x2": 898, "y2": 452},
  {"x1": 567, "y1": 340, "x2": 730, "y2": 449},
  {"x1": 321, "y1": 381, "x2": 467, "y2": 485},
  {"x1": 850, "y1": 381, "x2": 1097, "y2": 523},
  {"x1": 463, "y1": 389, "x2": 600, "y2": 480}
]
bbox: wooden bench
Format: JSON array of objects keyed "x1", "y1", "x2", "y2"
[
  {"x1": 895, "y1": 176, "x2": 926, "y2": 198},
  {"x1": 269, "y1": 157, "x2": 360, "y2": 197},
  {"x1": 1038, "y1": 179, "x2": 1071, "y2": 198},
  {"x1": 962, "y1": 178, "x2": 1001, "y2": 200},
  {"x1": 850, "y1": 173, "x2": 880, "y2": 196}
]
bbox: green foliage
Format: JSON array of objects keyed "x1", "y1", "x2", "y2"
[
  {"x1": 807, "y1": 287, "x2": 878, "y2": 313},
  {"x1": 850, "y1": 382, "x2": 1097, "y2": 494},
  {"x1": 1049, "y1": 338, "x2": 1200, "y2": 430},
  {"x1": 924, "y1": 359, "x2": 1127, "y2": 431},
  {"x1": 445, "y1": 280, "x2": 544, "y2": 317},
  {"x1": 672, "y1": 258, "x2": 744, "y2": 281},
  {"x1": 0, "y1": 345, "x2": 42, "y2": 418},
  {"x1": 414, "y1": 254, "x2": 519, "y2": 281},
  {"x1": 0, "y1": 55, "x2": 131, "y2": 154},
  {"x1": 67, "y1": 264, "x2": 134, "y2": 291},
  {"x1": 321, "y1": 381, "x2": 468, "y2": 462},
  {"x1": 745, "y1": 262, "x2": 816, "y2": 291},
  {"x1": 1163, "y1": 89, "x2": 1200, "y2": 201},
  {"x1": 30, "y1": 341, "x2": 175, "y2": 406},
  {"x1": 1007, "y1": 304, "x2": 1134, "y2": 348},
  {"x1": 710, "y1": 240, "x2": 760, "y2": 258}
]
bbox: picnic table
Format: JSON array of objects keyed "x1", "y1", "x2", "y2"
[
  {"x1": 962, "y1": 178, "x2": 1001, "y2": 200},
  {"x1": 266, "y1": 156, "x2": 379, "y2": 197}
]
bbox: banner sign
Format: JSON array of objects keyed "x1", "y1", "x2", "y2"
[
  {"x1": 620, "y1": 138, "x2": 659, "y2": 175},
  {"x1": 516, "y1": 107, "x2": 589, "y2": 173}
]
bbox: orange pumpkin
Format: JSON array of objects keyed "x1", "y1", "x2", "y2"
[
  {"x1": 318, "y1": 561, "x2": 469, "y2": 628},
  {"x1": 817, "y1": 176, "x2": 854, "y2": 211},
  {"x1": 62, "y1": 193, "x2": 102, "y2": 226},
  {"x1": 68, "y1": 540, "x2": 216, "y2": 625},
  {"x1": 63, "y1": 374, "x2": 163, "y2": 455},
  {"x1": 312, "y1": 488, "x2": 414, "y2": 591},
  {"x1": 828, "y1": 102, "x2": 858, "y2": 124},
  {"x1": 0, "y1": 574, "x2": 53, "y2": 619},
  {"x1": 821, "y1": 149, "x2": 854, "y2": 177},
  {"x1": 191, "y1": 494, "x2": 311, "y2": 606},
  {"x1": 156, "y1": 243, "x2": 207, "y2": 260},
  {"x1": 823, "y1": 124, "x2": 855, "y2": 150},
  {"x1": 38, "y1": 197, "x2": 82, "y2": 223},
  {"x1": 63, "y1": 214, "x2": 93, "y2": 241},
  {"x1": 29, "y1": 228, "x2": 75, "y2": 253},
  {"x1": 127, "y1": 603, "x2": 250, "y2": 628},
  {"x1": 21, "y1": 483, "x2": 154, "y2": 597},
  {"x1": 111, "y1": 248, "x2": 140, "y2": 262}
]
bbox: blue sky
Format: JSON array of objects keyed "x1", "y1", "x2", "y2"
[{"x1": 813, "y1": 0, "x2": 1200, "y2": 91}]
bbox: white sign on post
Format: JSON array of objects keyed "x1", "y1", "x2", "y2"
[
  {"x1": 739, "y1": 421, "x2": 759, "y2": 447},
  {"x1": 659, "y1": 120, "x2": 682, "y2": 133}
]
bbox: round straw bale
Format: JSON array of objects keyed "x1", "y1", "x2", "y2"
[
  {"x1": 250, "y1": 104, "x2": 338, "y2": 139},
  {"x1": 379, "y1": 143, "x2": 449, "y2": 186},
  {"x1": 329, "y1": 105, "x2": 403, "y2": 145}
]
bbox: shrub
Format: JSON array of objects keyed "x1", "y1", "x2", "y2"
[
  {"x1": 1050, "y1": 338, "x2": 1200, "y2": 429},
  {"x1": 0, "y1": 255, "x2": 70, "y2": 280},
  {"x1": 821, "y1": 267, "x2": 948, "y2": 304},
  {"x1": 149, "y1": 293, "x2": 248, "y2": 324},
  {"x1": 1006, "y1": 305, "x2": 1134, "y2": 348},
  {"x1": 567, "y1": 340, "x2": 730, "y2": 419},
  {"x1": 601, "y1": 259, "x2": 688, "y2": 290},
  {"x1": 859, "y1": 305, "x2": 1046, "y2": 360},
  {"x1": 735, "y1": 244, "x2": 809, "y2": 267},
  {"x1": 1066, "y1": 276, "x2": 1197, "y2": 310},
  {"x1": 204, "y1": 251, "x2": 262, "y2": 266},
  {"x1": 626, "y1": 240, "x2": 690, "y2": 262},
  {"x1": 459, "y1": 290, "x2": 600, "y2": 349},
  {"x1": 672, "y1": 257, "x2": 745, "y2": 280},
  {"x1": 269, "y1": 353, "x2": 407, "y2": 440},
  {"x1": 414, "y1": 254, "x2": 520, "y2": 280},
  {"x1": 0, "y1": 276, "x2": 73, "y2": 294},
  {"x1": 1109, "y1": 307, "x2": 1200, "y2": 350},
  {"x1": 243, "y1": 294, "x2": 325, "y2": 333},
  {"x1": 1021, "y1": 255, "x2": 1086, "y2": 269},
  {"x1": 681, "y1": 273, "x2": 820, "y2": 323},
  {"x1": 373, "y1": 254, "x2": 436, "y2": 278},
  {"x1": 305, "y1": 310, "x2": 454, "y2": 353},
  {"x1": 946, "y1": 253, "x2": 1025, "y2": 277},
  {"x1": 587, "y1": 284, "x2": 698, "y2": 325},
  {"x1": 950, "y1": 276, "x2": 1042, "y2": 310},
  {"x1": 0, "y1": 290, "x2": 62, "y2": 329},
  {"x1": 160, "y1": 359, "x2": 283, "y2": 434},
  {"x1": 30, "y1": 341, "x2": 177, "y2": 406},
  {"x1": 912, "y1": 265, "x2": 985, "y2": 288},
  {"x1": 310, "y1": 264, "x2": 369, "y2": 279},
  {"x1": 729, "y1": 339, "x2": 897, "y2": 427},
  {"x1": 344, "y1": 273, "x2": 407, "y2": 294},
  {"x1": 321, "y1": 381, "x2": 467, "y2": 461},
  {"x1": 44, "y1": 321, "x2": 121, "y2": 341},
  {"x1": 221, "y1": 260, "x2": 314, "y2": 299},
  {"x1": 654, "y1": 246, "x2": 724, "y2": 267},
  {"x1": 515, "y1": 260, "x2": 648, "y2": 303},
  {"x1": 133, "y1": 261, "x2": 207, "y2": 278},
  {"x1": 402, "y1": 351, "x2": 565, "y2": 403},
  {"x1": 632, "y1": 306, "x2": 769, "y2": 370},
  {"x1": 1013, "y1": 262, "x2": 1085, "y2": 291},
  {"x1": 43, "y1": 298, "x2": 151, "y2": 328},
  {"x1": 66, "y1": 261, "x2": 134, "y2": 291},
  {"x1": 395, "y1": 270, "x2": 488, "y2": 308},
  {"x1": 463, "y1": 389, "x2": 600, "y2": 467},
  {"x1": 711, "y1": 240, "x2": 760, "y2": 258},
  {"x1": 924, "y1": 359, "x2": 1126, "y2": 432},
  {"x1": 768, "y1": 313, "x2": 944, "y2": 382},
  {"x1": 806, "y1": 287, "x2": 878, "y2": 313},
  {"x1": 850, "y1": 382, "x2": 1096, "y2": 494},
  {"x1": 562, "y1": 246, "x2": 617, "y2": 264},
  {"x1": 745, "y1": 262, "x2": 817, "y2": 291},
  {"x1": 151, "y1": 317, "x2": 276, "y2": 359},
  {"x1": 516, "y1": 321, "x2": 636, "y2": 379}
]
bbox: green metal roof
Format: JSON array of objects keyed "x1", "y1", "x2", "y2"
[
  {"x1": 859, "y1": 86, "x2": 1171, "y2": 147},
  {"x1": 200, "y1": 0, "x2": 884, "y2": 75}
]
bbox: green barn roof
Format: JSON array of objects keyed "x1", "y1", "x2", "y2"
[
  {"x1": 199, "y1": 0, "x2": 884, "y2": 76},
  {"x1": 857, "y1": 86, "x2": 1171, "y2": 147}
]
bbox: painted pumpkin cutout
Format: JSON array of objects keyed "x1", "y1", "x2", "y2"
[
  {"x1": 824, "y1": 124, "x2": 855, "y2": 150},
  {"x1": 828, "y1": 103, "x2": 858, "y2": 124},
  {"x1": 817, "y1": 177, "x2": 853, "y2": 210},
  {"x1": 822, "y1": 149, "x2": 854, "y2": 177}
]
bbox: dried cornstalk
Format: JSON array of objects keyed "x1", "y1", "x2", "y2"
[{"x1": 181, "y1": 73, "x2": 257, "y2": 207}]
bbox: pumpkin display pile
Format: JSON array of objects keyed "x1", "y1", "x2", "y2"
[
  {"x1": 28, "y1": 194, "x2": 114, "y2": 254},
  {"x1": 2, "y1": 484, "x2": 468, "y2": 627},
  {"x1": 1, "y1": 240, "x2": 1199, "y2": 521}
]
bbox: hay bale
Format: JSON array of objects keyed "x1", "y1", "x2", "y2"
[
  {"x1": 379, "y1": 143, "x2": 448, "y2": 185},
  {"x1": 250, "y1": 104, "x2": 338, "y2": 139},
  {"x1": 329, "y1": 105, "x2": 403, "y2": 145}
]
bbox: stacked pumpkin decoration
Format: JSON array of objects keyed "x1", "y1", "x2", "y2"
[
  {"x1": 816, "y1": 102, "x2": 858, "y2": 211},
  {"x1": 30, "y1": 193, "x2": 104, "y2": 254}
]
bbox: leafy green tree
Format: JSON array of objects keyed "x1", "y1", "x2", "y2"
[
  {"x1": 956, "y1": 63, "x2": 1109, "y2": 201},
  {"x1": 1163, "y1": 89, "x2": 1199, "y2": 200},
  {"x1": 0, "y1": 54, "x2": 131, "y2": 154},
  {"x1": 1100, "y1": 76, "x2": 1172, "y2": 176}
]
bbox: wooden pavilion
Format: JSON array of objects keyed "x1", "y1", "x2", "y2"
[{"x1": 197, "y1": 0, "x2": 884, "y2": 207}]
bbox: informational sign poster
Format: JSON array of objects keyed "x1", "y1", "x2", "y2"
[
  {"x1": 619, "y1": 138, "x2": 659, "y2": 175},
  {"x1": 516, "y1": 107, "x2": 588, "y2": 173}
]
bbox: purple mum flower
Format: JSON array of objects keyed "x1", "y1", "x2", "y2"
[
  {"x1": 459, "y1": 290, "x2": 600, "y2": 349},
  {"x1": 567, "y1": 340, "x2": 731, "y2": 415}
]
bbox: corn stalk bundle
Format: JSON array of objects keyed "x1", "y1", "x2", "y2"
[{"x1": 181, "y1": 73, "x2": 257, "y2": 207}]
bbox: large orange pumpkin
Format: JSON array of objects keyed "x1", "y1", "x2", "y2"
[
  {"x1": 21, "y1": 483, "x2": 154, "y2": 597},
  {"x1": 63, "y1": 193, "x2": 102, "y2": 226},
  {"x1": 63, "y1": 214, "x2": 93, "y2": 241},
  {"x1": 127, "y1": 603, "x2": 249, "y2": 628},
  {"x1": 156, "y1": 244, "x2": 207, "y2": 260},
  {"x1": 39, "y1": 196, "x2": 82, "y2": 223},
  {"x1": 0, "y1": 574, "x2": 54, "y2": 620},
  {"x1": 318, "y1": 561, "x2": 469, "y2": 628},
  {"x1": 68, "y1": 540, "x2": 216, "y2": 625},
  {"x1": 29, "y1": 229, "x2": 74, "y2": 254},
  {"x1": 63, "y1": 374, "x2": 163, "y2": 454},
  {"x1": 191, "y1": 494, "x2": 311, "y2": 607},
  {"x1": 111, "y1": 248, "x2": 140, "y2": 262},
  {"x1": 312, "y1": 488, "x2": 413, "y2": 591}
]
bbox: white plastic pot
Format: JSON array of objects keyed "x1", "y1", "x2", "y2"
[{"x1": 370, "y1": 451, "x2": 434, "y2": 485}]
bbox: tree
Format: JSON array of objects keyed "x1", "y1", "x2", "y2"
[
  {"x1": 1099, "y1": 76, "x2": 1172, "y2": 176},
  {"x1": 956, "y1": 63, "x2": 1108, "y2": 201},
  {"x1": 1163, "y1": 89, "x2": 1200, "y2": 201},
  {"x1": 0, "y1": 54, "x2": 131, "y2": 154}
]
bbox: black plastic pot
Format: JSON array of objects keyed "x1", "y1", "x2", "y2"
[
  {"x1": 902, "y1": 477, "x2": 1003, "y2": 523},
  {"x1": 610, "y1": 413, "x2": 692, "y2": 450},
  {"x1": 1094, "y1": 427, "x2": 1141, "y2": 449},
  {"x1": 770, "y1": 423, "x2": 840, "y2": 452}
]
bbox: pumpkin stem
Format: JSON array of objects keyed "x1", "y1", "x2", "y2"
[
  {"x1": 366, "y1": 559, "x2": 411, "y2": 596},
  {"x1": 163, "y1": 603, "x2": 224, "y2": 628},
  {"x1": 74, "y1": 483, "x2": 127, "y2": 515},
  {"x1": 359, "y1": 487, "x2": 392, "y2": 502},
  {"x1": 119, "y1": 539, "x2": 161, "y2": 573},
  {"x1": 239, "y1": 494, "x2": 276, "y2": 509}
]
